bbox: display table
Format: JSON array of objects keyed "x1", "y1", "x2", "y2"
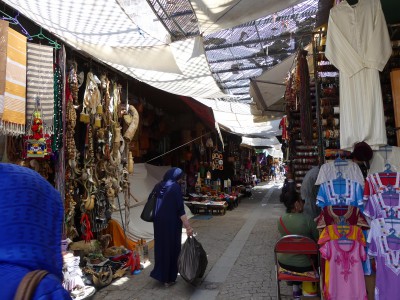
[{"x1": 185, "y1": 201, "x2": 228, "y2": 215}]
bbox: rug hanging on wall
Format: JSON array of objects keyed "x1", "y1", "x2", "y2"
[
  {"x1": 0, "y1": 20, "x2": 27, "y2": 135},
  {"x1": 26, "y1": 42, "x2": 54, "y2": 133}
]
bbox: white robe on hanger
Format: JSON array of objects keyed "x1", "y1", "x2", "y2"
[{"x1": 325, "y1": 0, "x2": 392, "y2": 150}]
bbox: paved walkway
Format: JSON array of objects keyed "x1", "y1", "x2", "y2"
[{"x1": 93, "y1": 182, "x2": 292, "y2": 300}]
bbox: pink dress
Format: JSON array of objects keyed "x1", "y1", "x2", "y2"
[{"x1": 320, "y1": 240, "x2": 367, "y2": 300}]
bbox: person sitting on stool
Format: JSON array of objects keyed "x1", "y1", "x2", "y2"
[{"x1": 277, "y1": 189, "x2": 319, "y2": 299}]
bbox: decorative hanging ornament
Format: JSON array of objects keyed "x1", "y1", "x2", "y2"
[
  {"x1": 212, "y1": 150, "x2": 224, "y2": 170},
  {"x1": 24, "y1": 97, "x2": 52, "y2": 159}
]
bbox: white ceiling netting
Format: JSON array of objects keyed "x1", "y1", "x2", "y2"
[{"x1": 2, "y1": 0, "x2": 316, "y2": 140}]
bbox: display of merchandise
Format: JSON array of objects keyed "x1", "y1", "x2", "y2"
[
  {"x1": 325, "y1": 0, "x2": 391, "y2": 150},
  {"x1": 285, "y1": 52, "x2": 319, "y2": 187},
  {"x1": 362, "y1": 149, "x2": 400, "y2": 300},
  {"x1": 314, "y1": 47, "x2": 341, "y2": 158}
]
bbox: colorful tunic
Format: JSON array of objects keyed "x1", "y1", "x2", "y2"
[
  {"x1": 315, "y1": 160, "x2": 364, "y2": 186},
  {"x1": 315, "y1": 206, "x2": 369, "y2": 231},
  {"x1": 320, "y1": 240, "x2": 367, "y2": 300},
  {"x1": 316, "y1": 178, "x2": 364, "y2": 209},
  {"x1": 364, "y1": 192, "x2": 400, "y2": 220},
  {"x1": 368, "y1": 218, "x2": 400, "y2": 300},
  {"x1": 363, "y1": 172, "x2": 400, "y2": 201},
  {"x1": 318, "y1": 225, "x2": 366, "y2": 298}
]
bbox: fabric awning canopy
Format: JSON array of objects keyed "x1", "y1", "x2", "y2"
[
  {"x1": 2, "y1": 0, "x2": 316, "y2": 140},
  {"x1": 241, "y1": 136, "x2": 281, "y2": 147},
  {"x1": 191, "y1": 0, "x2": 305, "y2": 36},
  {"x1": 194, "y1": 98, "x2": 282, "y2": 140},
  {"x1": 249, "y1": 54, "x2": 296, "y2": 114}
]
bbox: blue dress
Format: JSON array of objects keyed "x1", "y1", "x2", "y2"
[
  {"x1": 0, "y1": 163, "x2": 71, "y2": 299},
  {"x1": 150, "y1": 167, "x2": 186, "y2": 284}
]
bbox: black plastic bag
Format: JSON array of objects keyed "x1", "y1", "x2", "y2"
[{"x1": 178, "y1": 236, "x2": 208, "y2": 283}]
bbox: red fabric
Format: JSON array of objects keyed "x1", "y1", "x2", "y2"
[
  {"x1": 279, "y1": 217, "x2": 291, "y2": 235},
  {"x1": 314, "y1": 206, "x2": 369, "y2": 231},
  {"x1": 363, "y1": 173, "x2": 400, "y2": 199},
  {"x1": 80, "y1": 213, "x2": 93, "y2": 243},
  {"x1": 278, "y1": 273, "x2": 319, "y2": 282},
  {"x1": 180, "y1": 96, "x2": 216, "y2": 129},
  {"x1": 279, "y1": 116, "x2": 289, "y2": 140}
]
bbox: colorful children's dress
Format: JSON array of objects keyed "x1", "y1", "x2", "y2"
[{"x1": 320, "y1": 240, "x2": 367, "y2": 300}]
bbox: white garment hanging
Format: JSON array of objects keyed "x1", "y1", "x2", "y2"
[
  {"x1": 368, "y1": 147, "x2": 400, "y2": 175},
  {"x1": 325, "y1": 0, "x2": 392, "y2": 150},
  {"x1": 315, "y1": 160, "x2": 365, "y2": 186}
]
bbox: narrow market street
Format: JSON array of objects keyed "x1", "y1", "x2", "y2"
[{"x1": 93, "y1": 182, "x2": 292, "y2": 300}]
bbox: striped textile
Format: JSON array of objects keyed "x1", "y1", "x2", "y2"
[
  {"x1": 0, "y1": 21, "x2": 8, "y2": 119},
  {"x1": 26, "y1": 43, "x2": 54, "y2": 133},
  {"x1": 0, "y1": 20, "x2": 27, "y2": 135}
]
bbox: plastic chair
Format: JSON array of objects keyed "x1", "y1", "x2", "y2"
[{"x1": 274, "y1": 235, "x2": 320, "y2": 300}]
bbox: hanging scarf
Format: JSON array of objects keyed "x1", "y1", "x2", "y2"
[
  {"x1": 26, "y1": 43, "x2": 54, "y2": 134},
  {"x1": 0, "y1": 20, "x2": 27, "y2": 135},
  {"x1": 80, "y1": 213, "x2": 94, "y2": 243},
  {"x1": 52, "y1": 63, "x2": 63, "y2": 151}
]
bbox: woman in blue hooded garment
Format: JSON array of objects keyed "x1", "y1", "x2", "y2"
[
  {"x1": 150, "y1": 167, "x2": 193, "y2": 287},
  {"x1": 0, "y1": 163, "x2": 71, "y2": 299}
]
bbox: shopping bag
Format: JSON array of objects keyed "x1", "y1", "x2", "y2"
[
  {"x1": 178, "y1": 236, "x2": 208, "y2": 283},
  {"x1": 140, "y1": 191, "x2": 157, "y2": 222}
]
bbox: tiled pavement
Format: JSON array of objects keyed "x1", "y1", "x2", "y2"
[{"x1": 93, "y1": 182, "x2": 293, "y2": 300}]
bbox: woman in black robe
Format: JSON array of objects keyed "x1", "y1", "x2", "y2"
[{"x1": 150, "y1": 167, "x2": 193, "y2": 287}]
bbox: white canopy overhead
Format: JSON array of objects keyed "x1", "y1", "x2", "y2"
[
  {"x1": 3, "y1": 0, "x2": 318, "y2": 138},
  {"x1": 195, "y1": 98, "x2": 282, "y2": 139},
  {"x1": 241, "y1": 136, "x2": 281, "y2": 147},
  {"x1": 191, "y1": 0, "x2": 305, "y2": 35},
  {"x1": 250, "y1": 54, "x2": 296, "y2": 113}
]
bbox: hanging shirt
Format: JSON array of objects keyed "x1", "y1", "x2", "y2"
[
  {"x1": 315, "y1": 161, "x2": 364, "y2": 186},
  {"x1": 318, "y1": 224, "x2": 366, "y2": 299},
  {"x1": 320, "y1": 240, "x2": 367, "y2": 300},
  {"x1": 363, "y1": 172, "x2": 400, "y2": 201},
  {"x1": 316, "y1": 178, "x2": 364, "y2": 209},
  {"x1": 319, "y1": 225, "x2": 367, "y2": 300},
  {"x1": 325, "y1": 0, "x2": 392, "y2": 150},
  {"x1": 315, "y1": 206, "x2": 369, "y2": 231},
  {"x1": 368, "y1": 147, "x2": 400, "y2": 175},
  {"x1": 368, "y1": 218, "x2": 400, "y2": 300},
  {"x1": 364, "y1": 192, "x2": 400, "y2": 220}
]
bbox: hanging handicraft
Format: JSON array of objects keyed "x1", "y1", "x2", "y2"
[
  {"x1": 23, "y1": 97, "x2": 52, "y2": 159},
  {"x1": 212, "y1": 150, "x2": 224, "y2": 170}
]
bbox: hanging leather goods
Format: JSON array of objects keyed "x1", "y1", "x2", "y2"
[
  {"x1": 80, "y1": 213, "x2": 94, "y2": 243},
  {"x1": 84, "y1": 194, "x2": 95, "y2": 211},
  {"x1": 80, "y1": 107, "x2": 90, "y2": 124},
  {"x1": 83, "y1": 72, "x2": 101, "y2": 115},
  {"x1": 94, "y1": 114, "x2": 102, "y2": 128},
  {"x1": 123, "y1": 105, "x2": 140, "y2": 142},
  {"x1": 96, "y1": 103, "x2": 103, "y2": 115},
  {"x1": 128, "y1": 151, "x2": 134, "y2": 174}
]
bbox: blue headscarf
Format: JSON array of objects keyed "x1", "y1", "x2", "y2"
[
  {"x1": 0, "y1": 163, "x2": 68, "y2": 299},
  {"x1": 162, "y1": 167, "x2": 183, "y2": 185}
]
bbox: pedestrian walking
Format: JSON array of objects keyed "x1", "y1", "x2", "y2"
[{"x1": 150, "y1": 167, "x2": 194, "y2": 287}]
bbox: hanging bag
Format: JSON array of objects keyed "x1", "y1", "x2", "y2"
[
  {"x1": 140, "y1": 190, "x2": 157, "y2": 222},
  {"x1": 14, "y1": 270, "x2": 49, "y2": 300}
]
